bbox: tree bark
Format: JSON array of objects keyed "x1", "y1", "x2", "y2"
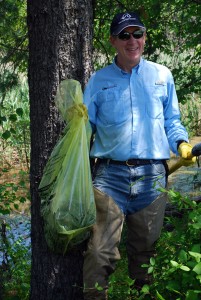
[{"x1": 27, "y1": 1, "x2": 93, "y2": 299}]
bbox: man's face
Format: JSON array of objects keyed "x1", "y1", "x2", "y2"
[{"x1": 110, "y1": 26, "x2": 146, "y2": 71}]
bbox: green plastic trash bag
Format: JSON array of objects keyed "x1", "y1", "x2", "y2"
[{"x1": 39, "y1": 79, "x2": 96, "y2": 253}]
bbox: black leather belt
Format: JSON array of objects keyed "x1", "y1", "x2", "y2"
[{"x1": 99, "y1": 158, "x2": 154, "y2": 166}]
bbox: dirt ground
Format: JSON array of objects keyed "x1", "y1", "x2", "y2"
[{"x1": 190, "y1": 136, "x2": 201, "y2": 146}]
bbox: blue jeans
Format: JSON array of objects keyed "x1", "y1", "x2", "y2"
[{"x1": 93, "y1": 160, "x2": 167, "y2": 214}]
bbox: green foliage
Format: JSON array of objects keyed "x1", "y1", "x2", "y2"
[
  {"x1": 0, "y1": 169, "x2": 29, "y2": 215},
  {"x1": 0, "y1": 79, "x2": 30, "y2": 169},
  {"x1": 107, "y1": 250, "x2": 152, "y2": 299},
  {"x1": 106, "y1": 189, "x2": 201, "y2": 299},
  {"x1": 144, "y1": 190, "x2": 201, "y2": 299},
  {"x1": 179, "y1": 95, "x2": 201, "y2": 137},
  {"x1": 0, "y1": 1, "x2": 29, "y2": 161},
  {"x1": 0, "y1": 0, "x2": 28, "y2": 73},
  {"x1": 0, "y1": 221, "x2": 31, "y2": 300}
]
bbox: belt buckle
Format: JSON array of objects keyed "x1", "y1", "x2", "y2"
[{"x1": 126, "y1": 160, "x2": 136, "y2": 166}]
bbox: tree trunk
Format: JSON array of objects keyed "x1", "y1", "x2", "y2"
[{"x1": 27, "y1": 1, "x2": 93, "y2": 299}]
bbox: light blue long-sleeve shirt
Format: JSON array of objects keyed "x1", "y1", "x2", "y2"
[{"x1": 84, "y1": 58, "x2": 188, "y2": 160}]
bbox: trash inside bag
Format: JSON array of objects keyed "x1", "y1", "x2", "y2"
[{"x1": 39, "y1": 79, "x2": 96, "y2": 254}]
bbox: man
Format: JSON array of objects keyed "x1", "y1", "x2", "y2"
[{"x1": 83, "y1": 12, "x2": 195, "y2": 300}]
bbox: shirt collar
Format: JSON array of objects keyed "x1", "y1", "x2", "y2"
[{"x1": 112, "y1": 56, "x2": 143, "y2": 75}]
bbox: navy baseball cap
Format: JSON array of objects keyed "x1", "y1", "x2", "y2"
[{"x1": 110, "y1": 12, "x2": 146, "y2": 35}]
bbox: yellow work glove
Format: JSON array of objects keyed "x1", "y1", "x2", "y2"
[{"x1": 178, "y1": 142, "x2": 196, "y2": 166}]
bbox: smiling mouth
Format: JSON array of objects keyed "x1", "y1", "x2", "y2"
[{"x1": 127, "y1": 47, "x2": 138, "y2": 52}]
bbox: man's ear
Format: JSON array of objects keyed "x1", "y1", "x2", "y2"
[
  {"x1": 144, "y1": 32, "x2": 147, "y2": 43},
  {"x1": 109, "y1": 35, "x2": 116, "y2": 47}
]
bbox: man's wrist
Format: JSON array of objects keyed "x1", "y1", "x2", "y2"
[{"x1": 177, "y1": 140, "x2": 188, "y2": 150}]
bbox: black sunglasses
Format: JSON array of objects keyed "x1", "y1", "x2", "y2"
[{"x1": 116, "y1": 29, "x2": 145, "y2": 41}]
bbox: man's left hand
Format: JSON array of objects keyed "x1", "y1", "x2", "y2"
[{"x1": 178, "y1": 142, "x2": 196, "y2": 166}]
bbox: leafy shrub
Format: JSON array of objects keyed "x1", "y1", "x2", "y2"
[
  {"x1": 0, "y1": 217, "x2": 31, "y2": 300},
  {"x1": 107, "y1": 189, "x2": 201, "y2": 300},
  {"x1": 144, "y1": 189, "x2": 201, "y2": 300},
  {"x1": 0, "y1": 169, "x2": 30, "y2": 215}
]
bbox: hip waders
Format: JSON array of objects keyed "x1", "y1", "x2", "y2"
[{"x1": 83, "y1": 188, "x2": 167, "y2": 300}]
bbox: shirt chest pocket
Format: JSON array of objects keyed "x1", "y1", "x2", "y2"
[
  {"x1": 97, "y1": 87, "x2": 129, "y2": 125},
  {"x1": 145, "y1": 85, "x2": 166, "y2": 119}
]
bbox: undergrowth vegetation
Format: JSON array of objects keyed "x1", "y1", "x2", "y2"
[
  {"x1": 107, "y1": 190, "x2": 201, "y2": 300},
  {"x1": 1, "y1": 187, "x2": 201, "y2": 299},
  {"x1": 0, "y1": 223, "x2": 31, "y2": 300}
]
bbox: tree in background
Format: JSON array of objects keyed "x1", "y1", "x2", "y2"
[{"x1": 27, "y1": 0, "x2": 93, "y2": 298}]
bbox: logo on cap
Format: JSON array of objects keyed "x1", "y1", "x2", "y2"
[
  {"x1": 118, "y1": 13, "x2": 137, "y2": 24},
  {"x1": 121, "y1": 13, "x2": 132, "y2": 20}
]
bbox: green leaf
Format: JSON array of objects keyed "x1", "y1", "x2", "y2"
[
  {"x1": 156, "y1": 291, "x2": 166, "y2": 300},
  {"x1": 0, "y1": 115, "x2": 7, "y2": 122},
  {"x1": 0, "y1": 208, "x2": 10, "y2": 215},
  {"x1": 16, "y1": 107, "x2": 24, "y2": 116},
  {"x1": 186, "y1": 290, "x2": 201, "y2": 300},
  {"x1": 2, "y1": 130, "x2": 11, "y2": 139},
  {"x1": 19, "y1": 180, "x2": 26, "y2": 187},
  {"x1": 13, "y1": 185, "x2": 18, "y2": 192},
  {"x1": 150, "y1": 257, "x2": 155, "y2": 266},
  {"x1": 10, "y1": 127, "x2": 16, "y2": 134},
  {"x1": 141, "y1": 284, "x2": 149, "y2": 293},
  {"x1": 19, "y1": 197, "x2": 26, "y2": 203},
  {"x1": 192, "y1": 223, "x2": 201, "y2": 230},
  {"x1": 9, "y1": 113, "x2": 18, "y2": 121},
  {"x1": 166, "y1": 280, "x2": 180, "y2": 292},
  {"x1": 193, "y1": 262, "x2": 201, "y2": 275},
  {"x1": 142, "y1": 263, "x2": 149, "y2": 268},
  {"x1": 180, "y1": 265, "x2": 190, "y2": 271},
  {"x1": 21, "y1": 282, "x2": 30, "y2": 290},
  {"x1": 178, "y1": 250, "x2": 188, "y2": 262},
  {"x1": 189, "y1": 252, "x2": 201, "y2": 262},
  {"x1": 191, "y1": 245, "x2": 201, "y2": 253},
  {"x1": 148, "y1": 266, "x2": 154, "y2": 274},
  {"x1": 95, "y1": 282, "x2": 103, "y2": 291},
  {"x1": 170, "y1": 260, "x2": 179, "y2": 267},
  {"x1": 14, "y1": 203, "x2": 19, "y2": 210}
]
